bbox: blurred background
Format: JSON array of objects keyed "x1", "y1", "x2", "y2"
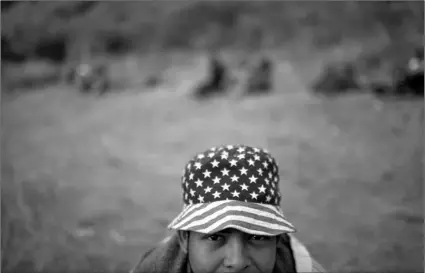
[{"x1": 1, "y1": 1, "x2": 424, "y2": 272}]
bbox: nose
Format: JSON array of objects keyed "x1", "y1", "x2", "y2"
[{"x1": 223, "y1": 236, "x2": 249, "y2": 272}]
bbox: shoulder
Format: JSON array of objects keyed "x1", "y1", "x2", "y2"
[
  {"x1": 289, "y1": 234, "x2": 326, "y2": 273},
  {"x1": 130, "y1": 233, "x2": 186, "y2": 273}
]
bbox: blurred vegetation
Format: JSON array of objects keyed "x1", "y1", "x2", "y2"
[
  {"x1": 1, "y1": 1, "x2": 423, "y2": 92},
  {"x1": 1, "y1": 1, "x2": 424, "y2": 272},
  {"x1": 1, "y1": 1, "x2": 423, "y2": 63}
]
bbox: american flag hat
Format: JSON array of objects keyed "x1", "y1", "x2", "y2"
[{"x1": 168, "y1": 144, "x2": 296, "y2": 236}]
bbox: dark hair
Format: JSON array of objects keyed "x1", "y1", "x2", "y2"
[{"x1": 275, "y1": 233, "x2": 297, "y2": 272}]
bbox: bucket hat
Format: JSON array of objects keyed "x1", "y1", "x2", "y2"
[{"x1": 168, "y1": 144, "x2": 296, "y2": 236}]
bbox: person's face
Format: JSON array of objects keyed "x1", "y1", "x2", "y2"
[{"x1": 184, "y1": 228, "x2": 277, "y2": 273}]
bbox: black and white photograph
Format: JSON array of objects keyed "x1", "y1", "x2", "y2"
[{"x1": 1, "y1": 1, "x2": 424, "y2": 272}]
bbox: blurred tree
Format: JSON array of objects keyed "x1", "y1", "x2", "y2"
[
  {"x1": 1, "y1": 0, "x2": 19, "y2": 11},
  {"x1": 0, "y1": 1, "x2": 423, "y2": 62}
]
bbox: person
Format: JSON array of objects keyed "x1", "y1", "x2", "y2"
[{"x1": 131, "y1": 144, "x2": 326, "y2": 273}]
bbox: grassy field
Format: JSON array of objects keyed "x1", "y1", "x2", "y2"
[{"x1": 2, "y1": 44, "x2": 423, "y2": 272}]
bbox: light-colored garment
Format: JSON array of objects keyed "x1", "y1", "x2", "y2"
[
  {"x1": 289, "y1": 234, "x2": 326, "y2": 272},
  {"x1": 131, "y1": 233, "x2": 326, "y2": 273}
]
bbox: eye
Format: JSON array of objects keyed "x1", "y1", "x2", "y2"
[
  {"x1": 207, "y1": 234, "x2": 224, "y2": 241},
  {"x1": 250, "y1": 235, "x2": 269, "y2": 241}
]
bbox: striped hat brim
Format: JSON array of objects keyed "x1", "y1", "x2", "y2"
[{"x1": 167, "y1": 200, "x2": 296, "y2": 236}]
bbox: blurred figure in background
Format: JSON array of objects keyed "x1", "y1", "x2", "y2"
[
  {"x1": 389, "y1": 46, "x2": 425, "y2": 97},
  {"x1": 246, "y1": 55, "x2": 274, "y2": 94},
  {"x1": 131, "y1": 144, "x2": 326, "y2": 273},
  {"x1": 193, "y1": 50, "x2": 230, "y2": 99}
]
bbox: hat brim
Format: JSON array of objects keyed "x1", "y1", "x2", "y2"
[{"x1": 167, "y1": 200, "x2": 296, "y2": 236}]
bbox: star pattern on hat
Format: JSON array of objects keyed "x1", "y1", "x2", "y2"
[{"x1": 181, "y1": 145, "x2": 282, "y2": 206}]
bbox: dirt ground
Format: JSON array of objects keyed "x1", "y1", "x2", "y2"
[{"x1": 2, "y1": 47, "x2": 423, "y2": 272}]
